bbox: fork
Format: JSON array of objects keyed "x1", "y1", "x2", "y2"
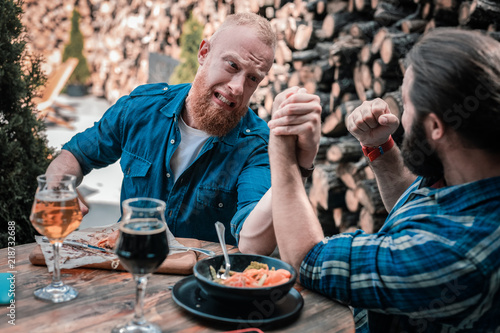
[{"x1": 214, "y1": 221, "x2": 231, "y2": 280}]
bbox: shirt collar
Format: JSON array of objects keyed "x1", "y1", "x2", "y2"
[
  {"x1": 158, "y1": 83, "x2": 190, "y2": 119},
  {"x1": 413, "y1": 176, "x2": 500, "y2": 210},
  {"x1": 214, "y1": 120, "x2": 243, "y2": 146}
]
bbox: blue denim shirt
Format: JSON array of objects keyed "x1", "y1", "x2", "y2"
[{"x1": 62, "y1": 83, "x2": 271, "y2": 245}]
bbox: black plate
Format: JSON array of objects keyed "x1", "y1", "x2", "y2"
[{"x1": 172, "y1": 275, "x2": 304, "y2": 327}]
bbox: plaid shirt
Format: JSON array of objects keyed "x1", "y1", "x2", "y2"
[{"x1": 300, "y1": 176, "x2": 500, "y2": 332}]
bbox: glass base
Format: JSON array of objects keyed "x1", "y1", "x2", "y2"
[
  {"x1": 34, "y1": 283, "x2": 78, "y2": 303},
  {"x1": 111, "y1": 321, "x2": 161, "y2": 333}
]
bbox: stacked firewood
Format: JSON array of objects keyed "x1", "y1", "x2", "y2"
[
  {"x1": 307, "y1": 135, "x2": 387, "y2": 236},
  {"x1": 22, "y1": 0, "x2": 228, "y2": 102},
  {"x1": 21, "y1": 0, "x2": 500, "y2": 235},
  {"x1": 22, "y1": 0, "x2": 499, "y2": 106}
]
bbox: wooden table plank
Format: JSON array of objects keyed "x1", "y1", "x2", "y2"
[{"x1": 0, "y1": 242, "x2": 354, "y2": 333}]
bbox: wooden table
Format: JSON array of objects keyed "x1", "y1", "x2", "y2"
[{"x1": 0, "y1": 242, "x2": 354, "y2": 333}]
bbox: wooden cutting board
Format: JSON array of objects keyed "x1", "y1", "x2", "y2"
[{"x1": 29, "y1": 237, "x2": 201, "y2": 275}]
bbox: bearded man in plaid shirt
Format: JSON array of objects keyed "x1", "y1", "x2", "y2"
[{"x1": 269, "y1": 28, "x2": 500, "y2": 332}]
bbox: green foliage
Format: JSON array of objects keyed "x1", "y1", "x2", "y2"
[
  {"x1": 0, "y1": 0, "x2": 55, "y2": 247},
  {"x1": 169, "y1": 13, "x2": 203, "y2": 84},
  {"x1": 62, "y1": 8, "x2": 90, "y2": 85}
]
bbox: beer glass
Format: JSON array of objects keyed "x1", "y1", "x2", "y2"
[
  {"x1": 112, "y1": 198, "x2": 169, "y2": 333},
  {"x1": 30, "y1": 174, "x2": 83, "y2": 302}
]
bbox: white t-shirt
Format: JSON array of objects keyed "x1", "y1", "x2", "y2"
[{"x1": 170, "y1": 115, "x2": 210, "y2": 182}]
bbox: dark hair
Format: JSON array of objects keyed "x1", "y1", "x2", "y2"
[{"x1": 405, "y1": 28, "x2": 500, "y2": 153}]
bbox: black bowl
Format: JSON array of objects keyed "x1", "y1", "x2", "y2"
[{"x1": 193, "y1": 253, "x2": 297, "y2": 303}]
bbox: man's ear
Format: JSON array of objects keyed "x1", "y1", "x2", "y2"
[
  {"x1": 425, "y1": 113, "x2": 446, "y2": 141},
  {"x1": 198, "y1": 39, "x2": 210, "y2": 65}
]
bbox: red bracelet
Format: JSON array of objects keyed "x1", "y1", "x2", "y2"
[{"x1": 361, "y1": 136, "x2": 395, "y2": 162}]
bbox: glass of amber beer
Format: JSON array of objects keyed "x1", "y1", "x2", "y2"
[{"x1": 30, "y1": 174, "x2": 83, "y2": 303}]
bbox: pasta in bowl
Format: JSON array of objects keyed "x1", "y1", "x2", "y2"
[{"x1": 193, "y1": 253, "x2": 297, "y2": 303}]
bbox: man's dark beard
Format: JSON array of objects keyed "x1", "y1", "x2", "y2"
[
  {"x1": 401, "y1": 120, "x2": 444, "y2": 179},
  {"x1": 187, "y1": 70, "x2": 248, "y2": 137}
]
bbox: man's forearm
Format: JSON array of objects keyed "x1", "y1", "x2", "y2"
[
  {"x1": 369, "y1": 145, "x2": 416, "y2": 212},
  {"x1": 45, "y1": 150, "x2": 89, "y2": 215},
  {"x1": 46, "y1": 150, "x2": 84, "y2": 186},
  {"x1": 238, "y1": 189, "x2": 277, "y2": 255},
  {"x1": 270, "y1": 134, "x2": 324, "y2": 272}
]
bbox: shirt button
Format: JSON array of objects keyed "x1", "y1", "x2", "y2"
[
  {"x1": 245, "y1": 129, "x2": 250, "y2": 133},
  {"x1": 168, "y1": 210, "x2": 173, "y2": 217},
  {"x1": 170, "y1": 139, "x2": 175, "y2": 144},
  {"x1": 218, "y1": 202, "x2": 223, "y2": 208},
  {"x1": 127, "y1": 167, "x2": 130, "y2": 175},
  {"x1": 166, "y1": 173, "x2": 171, "y2": 178},
  {"x1": 163, "y1": 87, "x2": 169, "y2": 91}
]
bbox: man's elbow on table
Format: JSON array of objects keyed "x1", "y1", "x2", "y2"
[{"x1": 280, "y1": 239, "x2": 320, "y2": 275}]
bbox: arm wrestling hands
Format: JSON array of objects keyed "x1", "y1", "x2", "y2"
[
  {"x1": 238, "y1": 87, "x2": 322, "y2": 256},
  {"x1": 267, "y1": 86, "x2": 322, "y2": 170},
  {"x1": 267, "y1": 87, "x2": 324, "y2": 270}
]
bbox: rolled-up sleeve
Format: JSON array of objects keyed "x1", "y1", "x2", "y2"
[
  {"x1": 231, "y1": 139, "x2": 270, "y2": 243},
  {"x1": 301, "y1": 231, "x2": 363, "y2": 304},
  {"x1": 62, "y1": 96, "x2": 127, "y2": 175}
]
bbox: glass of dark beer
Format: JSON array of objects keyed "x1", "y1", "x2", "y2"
[{"x1": 112, "y1": 197, "x2": 169, "y2": 333}]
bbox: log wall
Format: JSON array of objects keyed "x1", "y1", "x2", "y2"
[{"x1": 22, "y1": 0, "x2": 499, "y2": 236}]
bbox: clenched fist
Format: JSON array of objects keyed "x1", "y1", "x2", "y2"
[{"x1": 347, "y1": 98, "x2": 400, "y2": 147}]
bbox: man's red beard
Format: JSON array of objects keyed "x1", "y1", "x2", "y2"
[{"x1": 186, "y1": 71, "x2": 248, "y2": 137}]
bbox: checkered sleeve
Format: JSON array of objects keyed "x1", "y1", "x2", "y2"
[{"x1": 300, "y1": 228, "x2": 484, "y2": 320}]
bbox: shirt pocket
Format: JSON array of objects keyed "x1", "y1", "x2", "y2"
[
  {"x1": 196, "y1": 186, "x2": 237, "y2": 211},
  {"x1": 120, "y1": 150, "x2": 152, "y2": 178}
]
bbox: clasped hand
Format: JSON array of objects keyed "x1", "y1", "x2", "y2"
[{"x1": 268, "y1": 87, "x2": 322, "y2": 168}]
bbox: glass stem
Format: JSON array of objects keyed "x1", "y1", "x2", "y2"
[
  {"x1": 133, "y1": 275, "x2": 148, "y2": 325},
  {"x1": 52, "y1": 242, "x2": 63, "y2": 287}
]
